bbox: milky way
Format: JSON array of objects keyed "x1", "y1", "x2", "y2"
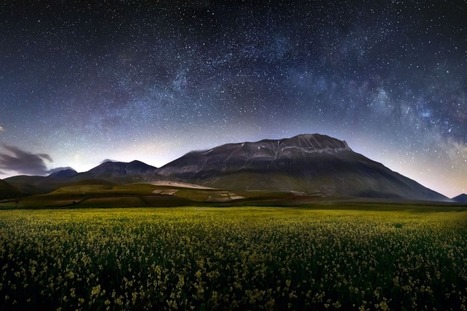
[{"x1": 0, "y1": 1, "x2": 465, "y2": 197}]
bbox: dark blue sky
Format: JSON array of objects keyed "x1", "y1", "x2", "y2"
[{"x1": 0, "y1": 0, "x2": 465, "y2": 196}]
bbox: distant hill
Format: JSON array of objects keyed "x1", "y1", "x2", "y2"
[
  {"x1": 76, "y1": 160, "x2": 157, "y2": 183},
  {"x1": 452, "y1": 194, "x2": 467, "y2": 203},
  {"x1": 157, "y1": 134, "x2": 448, "y2": 201},
  {"x1": 4, "y1": 175, "x2": 51, "y2": 195},
  {"x1": 0, "y1": 179, "x2": 22, "y2": 199},
  {"x1": 5, "y1": 160, "x2": 157, "y2": 195},
  {"x1": 48, "y1": 168, "x2": 78, "y2": 178}
]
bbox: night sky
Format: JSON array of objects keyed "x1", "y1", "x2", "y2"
[{"x1": 0, "y1": 1, "x2": 465, "y2": 197}]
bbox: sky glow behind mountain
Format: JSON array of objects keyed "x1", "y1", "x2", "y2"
[{"x1": 0, "y1": 1, "x2": 465, "y2": 197}]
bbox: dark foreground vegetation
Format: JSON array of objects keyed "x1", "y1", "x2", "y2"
[{"x1": 0, "y1": 207, "x2": 465, "y2": 310}]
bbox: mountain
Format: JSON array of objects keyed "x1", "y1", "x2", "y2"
[
  {"x1": 157, "y1": 134, "x2": 447, "y2": 201},
  {"x1": 0, "y1": 179, "x2": 22, "y2": 199},
  {"x1": 48, "y1": 168, "x2": 78, "y2": 178},
  {"x1": 452, "y1": 194, "x2": 467, "y2": 203},
  {"x1": 5, "y1": 160, "x2": 157, "y2": 195},
  {"x1": 1, "y1": 136, "x2": 449, "y2": 202},
  {"x1": 4, "y1": 175, "x2": 51, "y2": 195},
  {"x1": 78, "y1": 160, "x2": 157, "y2": 182}
]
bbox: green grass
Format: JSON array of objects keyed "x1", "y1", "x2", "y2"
[
  {"x1": 0, "y1": 183, "x2": 255, "y2": 208},
  {"x1": 0, "y1": 207, "x2": 466, "y2": 310}
]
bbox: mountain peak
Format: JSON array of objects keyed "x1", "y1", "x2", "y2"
[
  {"x1": 89, "y1": 160, "x2": 157, "y2": 175},
  {"x1": 279, "y1": 134, "x2": 351, "y2": 151},
  {"x1": 63, "y1": 160, "x2": 158, "y2": 184},
  {"x1": 195, "y1": 133, "x2": 351, "y2": 157},
  {"x1": 160, "y1": 134, "x2": 355, "y2": 179},
  {"x1": 48, "y1": 168, "x2": 78, "y2": 178}
]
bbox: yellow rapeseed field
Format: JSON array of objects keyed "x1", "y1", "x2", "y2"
[{"x1": 0, "y1": 207, "x2": 465, "y2": 310}]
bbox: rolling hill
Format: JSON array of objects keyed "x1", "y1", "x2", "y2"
[
  {"x1": 5, "y1": 160, "x2": 157, "y2": 195},
  {"x1": 75, "y1": 160, "x2": 157, "y2": 183},
  {"x1": 0, "y1": 179, "x2": 22, "y2": 199}
]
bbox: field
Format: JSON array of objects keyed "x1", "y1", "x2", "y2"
[{"x1": 0, "y1": 207, "x2": 466, "y2": 310}]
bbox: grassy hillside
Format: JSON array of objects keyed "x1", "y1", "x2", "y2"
[
  {"x1": 1, "y1": 183, "x2": 252, "y2": 208},
  {"x1": 1, "y1": 180, "x2": 464, "y2": 209},
  {"x1": 0, "y1": 179, "x2": 22, "y2": 199}
]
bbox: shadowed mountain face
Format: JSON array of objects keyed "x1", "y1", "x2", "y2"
[
  {"x1": 158, "y1": 134, "x2": 448, "y2": 201},
  {"x1": 48, "y1": 169, "x2": 78, "y2": 178},
  {"x1": 5, "y1": 160, "x2": 157, "y2": 195},
  {"x1": 84, "y1": 160, "x2": 157, "y2": 179},
  {"x1": 0, "y1": 179, "x2": 22, "y2": 199},
  {"x1": 453, "y1": 194, "x2": 467, "y2": 203}
]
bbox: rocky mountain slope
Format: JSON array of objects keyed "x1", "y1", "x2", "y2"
[{"x1": 157, "y1": 134, "x2": 447, "y2": 201}]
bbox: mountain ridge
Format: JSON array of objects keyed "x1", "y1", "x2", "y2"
[
  {"x1": 157, "y1": 134, "x2": 448, "y2": 202},
  {"x1": 5, "y1": 160, "x2": 157, "y2": 195},
  {"x1": 452, "y1": 193, "x2": 467, "y2": 203},
  {"x1": 1, "y1": 134, "x2": 452, "y2": 202}
]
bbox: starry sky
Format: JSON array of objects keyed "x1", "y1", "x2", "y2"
[{"x1": 0, "y1": 0, "x2": 465, "y2": 197}]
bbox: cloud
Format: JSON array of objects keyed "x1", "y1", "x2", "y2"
[
  {"x1": 0, "y1": 145, "x2": 53, "y2": 175},
  {"x1": 0, "y1": 124, "x2": 4, "y2": 132}
]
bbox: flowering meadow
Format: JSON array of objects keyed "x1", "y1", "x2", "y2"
[{"x1": 0, "y1": 207, "x2": 465, "y2": 310}]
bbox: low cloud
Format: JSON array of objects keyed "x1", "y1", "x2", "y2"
[
  {"x1": 0, "y1": 145, "x2": 53, "y2": 175},
  {"x1": 0, "y1": 125, "x2": 4, "y2": 132}
]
